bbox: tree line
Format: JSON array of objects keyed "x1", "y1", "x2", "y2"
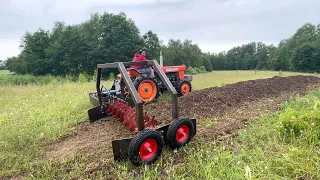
[
  {"x1": 209, "y1": 23, "x2": 320, "y2": 73},
  {"x1": 3, "y1": 12, "x2": 320, "y2": 77}
]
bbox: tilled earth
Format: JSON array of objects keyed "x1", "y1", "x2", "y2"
[
  {"x1": 44, "y1": 75, "x2": 320, "y2": 162},
  {"x1": 145, "y1": 75, "x2": 320, "y2": 123}
]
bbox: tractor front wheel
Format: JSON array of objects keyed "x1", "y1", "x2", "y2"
[
  {"x1": 134, "y1": 75, "x2": 160, "y2": 103},
  {"x1": 176, "y1": 79, "x2": 192, "y2": 96},
  {"x1": 128, "y1": 129, "x2": 164, "y2": 166}
]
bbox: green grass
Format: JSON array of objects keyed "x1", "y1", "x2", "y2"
[
  {"x1": 0, "y1": 70, "x2": 319, "y2": 178},
  {"x1": 0, "y1": 70, "x2": 14, "y2": 75},
  {"x1": 0, "y1": 82, "x2": 96, "y2": 176}
]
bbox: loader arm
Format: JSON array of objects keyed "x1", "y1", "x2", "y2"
[{"x1": 93, "y1": 60, "x2": 179, "y2": 130}]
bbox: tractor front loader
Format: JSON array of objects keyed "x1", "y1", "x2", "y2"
[{"x1": 88, "y1": 60, "x2": 197, "y2": 166}]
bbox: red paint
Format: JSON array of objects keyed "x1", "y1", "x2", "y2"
[
  {"x1": 162, "y1": 65, "x2": 186, "y2": 80},
  {"x1": 176, "y1": 125, "x2": 190, "y2": 143},
  {"x1": 139, "y1": 139, "x2": 158, "y2": 160},
  {"x1": 107, "y1": 100, "x2": 157, "y2": 133}
]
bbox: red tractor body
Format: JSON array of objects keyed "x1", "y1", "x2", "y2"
[
  {"x1": 115, "y1": 63, "x2": 192, "y2": 103},
  {"x1": 161, "y1": 65, "x2": 187, "y2": 80}
]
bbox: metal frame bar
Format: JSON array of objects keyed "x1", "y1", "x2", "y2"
[
  {"x1": 95, "y1": 60, "x2": 179, "y2": 132},
  {"x1": 150, "y1": 60, "x2": 179, "y2": 118}
]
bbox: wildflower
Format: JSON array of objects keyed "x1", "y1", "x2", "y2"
[
  {"x1": 314, "y1": 102, "x2": 319, "y2": 110},
  {"x1": 40, "y1": 132, "x2": 44, "y2": 139}
]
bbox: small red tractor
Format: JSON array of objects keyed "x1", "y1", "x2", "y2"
[
  {"x1": 88, "y1": 60, "x2": 196, "y2": 166},
  {"x1": 113, "y1": 59, "x2": 192, "y2": 103}
]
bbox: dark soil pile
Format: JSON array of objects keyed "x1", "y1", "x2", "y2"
[{"x1": 145, "y1": 75, "x2": 320, "y2": 123}]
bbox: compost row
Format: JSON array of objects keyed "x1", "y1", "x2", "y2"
[{"x1": 145, "y1": 75, "x2": 320, "y2": 123}]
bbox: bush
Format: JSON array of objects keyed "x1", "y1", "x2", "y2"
[
  {"x1": 0, "y1": 74, "x2": 75, "y2": 86},
  {"x1": 109, "y1": 72, "x2": 115, "y2": 80},
  {"x1": 202, "y1": 59, "x2": 213, "y2": 72},
  {"x1": 185, "y1": 66, "x2": 207, "y2": 75},
  {"x1": 199, "y1": 66, "x2": 207, "y2": 73},
  {"x1": 78, "y1": 73, "x2": 88, "y2": 83},
  {"x1": 91, "y1": 70, "x2": 97, "y2": 82},
  {"x1": 277, "y1": 96, "x2": 320, "y2": 145}
]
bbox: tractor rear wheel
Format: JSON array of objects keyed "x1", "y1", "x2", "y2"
[
  {"x1": 128, "y1": 129, "x2": 164, "y2": 166},
  {"x1": 176, "y1": 79, "x2": 192, "y2": 96},
  {"x1": 166, "y1": 118, "x2": 195, "y2": 149},
  {"x1": 134, "y1": 75, "x2": 160, "y2": 103}
]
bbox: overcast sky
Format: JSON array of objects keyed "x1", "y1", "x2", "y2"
[{"x1": 1, "y1": 0, "x2": 320, "y2": 60}]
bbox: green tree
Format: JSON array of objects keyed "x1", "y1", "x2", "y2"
[
  {"x1": 293, "y1": 43, "x2": 316, "y2": 72},
  {"x1": 202, "y1": 56, "x2": 213, "y2": 72},
  {"x1": 161, "y1": 39, "x2": 203, "y2": 67},
  {"x1": 11, "y1": 12, "x2": 145, "y2": 76},
  {"x1": 255, "y1": 47, "x2": 269, "y2": 70},
  {"x1": 14, "y1": 29, "x2": 51, "y2": 75},
  {"x1": 0, "y1": 60, "x2": 5, "y2": 70},
  {"x1": 142, "y1": 30, "x2": 161, "y2": 60},
  {"x1": 210, "y1": 52, "x2": 227, "y2": 70}
]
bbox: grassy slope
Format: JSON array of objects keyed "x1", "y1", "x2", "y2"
[{"x1": 0, "y1": 70, "x2": 319, "y2": 178}]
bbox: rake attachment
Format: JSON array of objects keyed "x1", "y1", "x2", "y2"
[
  {"x1": 106, "y1": 100, "x2": 157, "y2": 133},
  {"x1": 87, "y1": 60, "x2": 196, "y2": 166}
]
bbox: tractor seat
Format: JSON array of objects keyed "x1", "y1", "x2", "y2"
[{"x1": 117, "y1": 68, "x2": 141, "y2": 79}]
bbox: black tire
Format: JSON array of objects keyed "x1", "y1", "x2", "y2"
[
  {"x1": 133, "y1": 75, "x2": 160, "y2": 103},
  {"x1": 176, "y1": 79, "x2": 192, "y2": 97},
  {"x1": 167, "y1": 118, "x2": 195, "y2": 149},
  {"x1": 128, "y1": 129, "x2": 164, "y2": 166}
]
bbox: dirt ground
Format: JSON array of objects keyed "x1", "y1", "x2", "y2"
[{"x1": 44, "y1": 75, "x2": 320, "y2": 162}]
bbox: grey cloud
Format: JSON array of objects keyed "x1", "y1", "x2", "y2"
[{"x1": 1, "y1": 0, "x2": 320, "y2": 59}]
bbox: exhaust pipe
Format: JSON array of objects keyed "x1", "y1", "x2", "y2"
[{"x1": 160, "y1": 51, "x2": 163, "y2": 67}]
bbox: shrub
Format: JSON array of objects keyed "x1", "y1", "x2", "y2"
[
  {"x1": 185, "y1": 66, "x2": 207, "y2": 75},
  {"x1": 0, "y1": 74, "x2": 75, "y2": 86},
  {"x1": 109, "y1": 72, "x2": 115, "y2": 80},
  {"x1": 78, "y1": 73, "x2": 88, "y2": 83},
  {"x1": 202, "y1": 59, "x2": 213, "y2": 72},
  {"x1": 277, "y1": 99, "x2": 320, "y2": 145},
  {"x1": 199, "y1": 66, "x2": 207, "y2": 73}
]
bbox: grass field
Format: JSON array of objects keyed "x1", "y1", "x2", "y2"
[
  {"x1": 0, "y1": 70, "x2": 320, "y2": 179},
  {"x1": 0, "y1": 70, "x2": 13, "y2": 75}
]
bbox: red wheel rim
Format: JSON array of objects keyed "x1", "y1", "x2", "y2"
[
  {"x1": 181, "y1": 83, "x2": 190, "y2": 95},
  {"x1": 138, "y1": 80, "x2": 157, "y2": 102},
  {"x1": 139, "y1": 139, "x2": 158, "y2": 160},
  {"x1": 176, "y1": 125, "x2": 190, "y2": 143}
]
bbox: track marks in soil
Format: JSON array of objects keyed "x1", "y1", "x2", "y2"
[{"x1": 44, "y1": 118, "x2": 133, "y2": 160}]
